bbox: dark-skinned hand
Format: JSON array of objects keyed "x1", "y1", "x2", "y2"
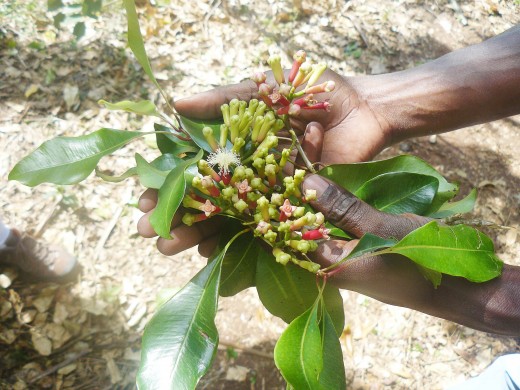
[
  {"x1": 138, "y1": 122, "x2": 520, "y2": 337},
  {"x1": 137, "y1": 68, "x2": 387, "y2": 257}
]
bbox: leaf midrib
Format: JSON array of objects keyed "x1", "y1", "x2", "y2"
[
  {"x1": 299, "y1": 307, "x2": 315, "y2": 389},
  {"x1": 220, "y1": 239, "x2": 254, "y2": 286},
  {"x1": 391, "y1": 244, "x2": 493, "y2": 253},
  {"x1": 168, "y1": 257, "x2": 221, "y2": 383},
  {"x1": 378, "y1": 181, "x2": 435, "y2": 212},
  {"x1": 18, "y1": 133, "x2": 141, "y2": 175}
]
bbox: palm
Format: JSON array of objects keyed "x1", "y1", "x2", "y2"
[
  {"x1": 174, "y1": 69, "x2": 387, "y2": 166},
  {"x1": 289, "y1": 69, "x2": 387, "y2": 164}
]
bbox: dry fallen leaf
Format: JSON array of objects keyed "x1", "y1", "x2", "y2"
[
  {"x1": 225, "y1": 365, "x2": 249, "y2": 382},
  {"x1": 0, "y1": 329, "x2": 17, "y2": 344},
  {"x1": 30, "y1": 329, "x2": 53, "y2": 356},
  {"x1": 103, "y1": 351, "x2": 123, "y2": 384},
  {"x1": 63, "y1": 84, "x2": 79, "y2": 111}
]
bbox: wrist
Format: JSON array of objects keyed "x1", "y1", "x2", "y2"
[{"x1": 350, "y1": 26, "x2": 520, "y2": 147}]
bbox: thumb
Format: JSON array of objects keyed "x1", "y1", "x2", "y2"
[
  {"x1": 302, "y1": 174, "x2": 430, "y2": 240},
  {"x1": 173, "y1": 79, "x2": 258, "y2": 119}
]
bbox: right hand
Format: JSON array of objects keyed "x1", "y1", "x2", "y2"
[
  {"x1": 302, "y1": 173, "x2": 520, "y2": 336},
  {"x1": 174, "y1": 68, "x2": 391, "y2": 164}
]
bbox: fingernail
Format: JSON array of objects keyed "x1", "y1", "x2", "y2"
[{"x1": 302, "y1": 174, "x2": 330, "y2": 199}]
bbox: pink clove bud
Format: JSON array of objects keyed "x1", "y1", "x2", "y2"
[
  {"x1": 301, "y1": 227, "x2": 330, "y2": 240},
  {"x1": 258, "y1": 83, "x2": 274, "y2": 107},
  {"x1": 302, "y1": 101, "x2": 332, "y2": 112},
  {"x1": 293, "y1": 94, "x2": 314, "y2": 108},
  {"x1": 251, "y1": 71, "x2": 267, "y2": 85},
  {"x1": 269, "y1": 90, "x2": 290, "y2": 106},
  {"x1": 304, "y1": 80, "x2": 336, "y2": 95},
  {"x1": 288, "y1": 50, "x2": 306, "y2": 83}
]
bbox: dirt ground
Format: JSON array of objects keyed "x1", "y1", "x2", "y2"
[{"x1": 1, "y1": 0, "x2": 519, "y2": 389}]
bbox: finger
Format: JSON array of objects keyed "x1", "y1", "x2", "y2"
[
  {"x1": 296, "y1": 122, "x2": 324, "y2": 167},
  {"x1": 156, "y1": 218, "x2": 223, "y2": 256},
  {"x1": 302, "y1": 174, "x2": 430, "y2": 239},
  {"x1": 174, "y1": 80, "x2": 258, "y2": 119},
  {"x1": 138, "y1": 188, "x2": 158, "y2": 212},
  {"x1": 310, "y1": 239, "x2": 434, "y2": 307},
  {"x1": 137, "y1": 210, "x2": 183, "y2": 238},
  {"x1": 198, "y1": 235, "x2": 220, "y2": 258}
]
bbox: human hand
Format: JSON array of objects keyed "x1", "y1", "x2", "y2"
[
  {"x1": 174, "y1": 68, "x2": 390, "y2": 164},
  {"x1": 136, "y1": 121, "x2": 325, "y2": 258},
  {"x1": 303, "y1": 174, "x2": 520, "y2": 336}
]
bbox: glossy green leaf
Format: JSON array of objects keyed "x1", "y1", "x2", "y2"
[
  {"x1": 137, "y1": 246, "x2": 225, "y2": 390},
  {"x1": 387, "y1": 221, "x2": 503, "y2": 282},
  {"x1": 9, "y1": 128, "x2": 143, "y2": 186},
  {"x1": 344, "y1": 234, "x2": 397, "y2": 261},
  {"x1": 318, "y1": 155, "x2": 458, "y2": 213},
  {"x1": 219, "y1": 230, "x2": 259, "y2": 297},
  {"x1": 318, "y1": 310, "x2": 346, "y2": 390},
  {"x1": 98, "y1": 99, "x2": 158, "y2": 116},
  {"x1": 122, "y1": 0, "x2": 164, "y2": 95},
  {"x1": 184, "y1": 164, "x2": 199, "y2": 188},
  {"x1": 149, "y1": 150, "x2": 203, "y2": 238},
  {"x1": 180, "y1": 116, "x2": 228, "y2": 153},
  {"x1": 326, "y1": 222, "x2": 352, "y2": 239},
  {"x1": 256, "y1": 250, "x2": 344, "y2": 335},
  {"x1": 274, "y1": 303, "x2": 323, "y2": 390},
  {"x1": 135, "y1": 153, "x2": 182, "y2": 189},
  {"x1": 355, "y1": 172, "x2": 439, "y2": 215},
  {"x1": 430, "y1": 188, "x2": 477, "y2": 218},
  {"x1": 95, "y1": 166, "x2": 137, "y2": 183},
  {"x1": 416, "y1": 265, "x2": 442, "y2": 288},
  {"x1": 155, "y1": 123, "x2": 199, "y2": 156}
]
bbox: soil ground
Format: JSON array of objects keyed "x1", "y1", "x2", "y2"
[{"x1": 1, "y1": 0, "x2": 519, "y2": 389}]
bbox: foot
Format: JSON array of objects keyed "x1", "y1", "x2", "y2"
[{"x1": 0, "y1": 229, "x2": 78, "y2": 282}]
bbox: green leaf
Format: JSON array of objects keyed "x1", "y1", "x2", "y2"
[
  {"x1": 326, "y1": 222, "x2": 352, "y2": 239},
  {"x1": 255, "y1": 250, "x2": 344, "y2": 335},
  {"x1": 274, "y1": 303, "x2": 323, "y2": 390},
  {"x1": 95, "y1": 166, "x2": 137, "y2": 183},
  {"x1": 344, "y1": 234, "x2": 397, "y2": 261},
  {"x1": 318, "y1": 155, "x2": 458, "y2": 213},
  {"x1": 73, "y1": 21, "x2": 86, "y2": 39},
  {"x1": 81, "y1": 0, "x2": 102, "y2": 17},
  {"x1": 137, "y1": 246, "x2": 224, "y2": 390},
  {"x1": 53, "y1": 12, "x2": 66, "y2": 28},
  {"x1": 9, "y1": 128, "x2": 143, "y2": 186},
  {"x1": 149, "y1": 150, "x2": 203, "y2": 238},
  {"x1": 98, "y1": 99, "x2": 158, "y2": 116},
  {"x1": 387, "y1": 221, "x2": 503, "y2": 282},
  {"x1": 416, "y1": 265, "x2": 442, "y2": 288},
  {"x1": 48, "y1": 0, "x2": 63, "y2": 11},
  {"x1": 318, "y1": 310, "x2": 346, "y2": 390},
  {"x1": 219, "y1": 229, "x2": 259, "y2": 297},
  {"x1": 122, "y1": 0, "x2": 165, "y2": 96},
  {"x1": 179, "y1": 116, "x2": 228, "y2": 153},
  {"x1": 135, "y1": 153, "x2": 182, "y2": 189},
  {"x1": 430, "y1": 188, "x2": 477, "y2": 218},
  {"x1": 155, "y1": 123, "x2": 199, "y2": 156},
  {"x1": 355, "y1": 172, "x2": 439, "y2": 215}
]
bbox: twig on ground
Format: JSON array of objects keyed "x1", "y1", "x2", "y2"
[
  {"x1": 218, "y1": 340, "x2": 273, "y2": 359},
  {"x1": 28, "y1": 348, "x2": 92, "y2": 384},
  {"x1": 94, "y1": 205, "x2": 124, "y2": 260}
]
